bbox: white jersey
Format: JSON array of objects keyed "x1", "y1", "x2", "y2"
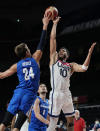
[{"x1": 50, "y1": 60, "x2": 72, "y2": 92}]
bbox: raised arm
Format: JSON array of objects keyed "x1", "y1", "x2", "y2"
[
  {"x1": 0, "y1": 63, "x2": 17, "y2": 79},
  {"x1": 50, "y1": 17, "x2": 60, "y2": 65},
  {"x1": 71, "y1": 42, "x2": 96, "y2": 73},
  {"x1": 33, "y1": 98, "x2": 49, "y2": 125},
  {"x1": 32, "y1": 16, "x2": 50, "y2": 64}
]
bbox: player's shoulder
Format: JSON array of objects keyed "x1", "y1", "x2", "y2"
[
  {"x1": 37, "y1": 96, "x2": 41, "y2": 100},
  {"x1": 69, "y1": 62, "x2": 77, "y2": 68},
  {"x1": 18, "y1": 57, "x2": 38, "y2": 65},
  {"x1": 69, "y1": 62, "x2": 74, "y2": 65},
  {"x1": 65, "y1": 62, "x2": 71, "y2": 67},
  {"x1": 35, "y1": 96, "x2": 40, "y2": 103}
]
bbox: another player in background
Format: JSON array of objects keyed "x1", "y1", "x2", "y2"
[
  {"x1": 11, "y1": 115, "x2": 29, "y2": 131},
  {"x1": 47, "y1": 17, "x2": 96, "y2": 131},
  {"x1": 29, "y1": 83, "x2": 49, "y2": 131},
  {"x1": 0, "y1": 15, "x2": 50, "y2": 131}
]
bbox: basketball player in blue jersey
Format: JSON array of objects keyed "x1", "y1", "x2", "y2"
[
  {"x1": 47, "y1": 17, "x2": 96, "y2": 131},
  {"x1": 29, "y1": 83, "x2": 49, "y2": 131},
  {"x1": 0, "y1": 15, "x2": 50, "y2": 131}
]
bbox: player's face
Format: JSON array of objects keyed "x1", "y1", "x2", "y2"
[
  {"x1": 58, "y1": 48, "x2": 68, "y2": 61},
  {"x1": 38, "y1": 84, "x2": 47, "y2": 94}
]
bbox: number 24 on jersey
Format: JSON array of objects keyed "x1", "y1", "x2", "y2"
[{"x1": 23, "y1": 67, "x2": 34, "y2": 80}]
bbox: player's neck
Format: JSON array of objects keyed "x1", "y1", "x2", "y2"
[
  {"x1": 22, "y1": 55, "x2": 31, "y2": 60},
  {"x1": 22, "y1": 54, "x2": 32, "y2": 59},
  {"x1": 59, "y1": 59, "x2": 67, "y2": 63},
  {"x1": 58, "y1": 58, "x2": 67, "y2": 62},
  {"x1": 63, "y1": 59, "x2": 66, "y2": 62},
  {"x1": 40, "y1": 94, "x2": 46, "y2": 101}
]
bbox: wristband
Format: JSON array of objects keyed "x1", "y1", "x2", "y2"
[
  {"x1": 82, "y1": 65, "x2": 88, "y2": 70},
  {"x1": 37, "y1": 30, "x2": 47, "y2": 51}
]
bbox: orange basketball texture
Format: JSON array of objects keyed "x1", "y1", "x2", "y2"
[{"x1": 45, "y1": 6, "x2": 58, "y2": 20}]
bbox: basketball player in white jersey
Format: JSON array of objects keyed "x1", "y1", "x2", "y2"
[{"x1": 47, "y1": 17, "x2": 96, "y2": 131}]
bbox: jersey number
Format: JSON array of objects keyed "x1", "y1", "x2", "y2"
[
  {"x1": 60, "y1": 68, "x2": 67, "y2": 77},
  {"x1": 23, "y1": 67, "x2": 34, "y2": 80}
]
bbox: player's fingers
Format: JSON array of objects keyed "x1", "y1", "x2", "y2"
[
  {"x1": 91, "y1": 43, "x2": 96, "y2": 49},
  {"x1": 55, "y1": 16, "x2": 60, "y2": 20},
  {"x1": 48, "y1": 13, "x2": 52, "y2": 19},
  {"x1": 93, "y1": 42, "x2": 96, "y2": 46},
  {"x1": 44, "y1": 14, "x2": 46, "y2": 17},
  {"x1": 92, "y1": 42, "x2": 96, "y2": 46}
]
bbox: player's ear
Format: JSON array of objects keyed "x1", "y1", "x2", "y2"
[{"x1": 26, "y1": 50, "x2": 28, "y2": 56}]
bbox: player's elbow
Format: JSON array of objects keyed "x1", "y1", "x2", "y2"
[
  {"x1": 35, "y1": 113, "x2": 40, "y2": 119},
  {"x1": 81, "y1": 69, "x2": 87, "y2": 72},
  {"x1": 76, "y1": 68, "x2": 87, "y2": 72},
  {"x1": 0, "y1": 74, "x2": 5, "y2": 79},
  {"x1": 0, "y1": 76, "x2": 4, "y2": 79},
  {"x1": 33, "y1": 52, "x2": 42, "y2": 62}
]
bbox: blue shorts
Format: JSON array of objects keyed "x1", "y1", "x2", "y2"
[
  {"x1": 7, "y1": 88, "x2": 37, "y2": 115},
  {"x1": 28, "y1": 126, "x2": 47, "y2": 131}
]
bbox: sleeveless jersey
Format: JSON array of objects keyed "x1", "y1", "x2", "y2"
[
  {"x1": 50, "y1": 60, "x2": 72, "y2": 91},
  {"x1": 29, "y1": 96, "x2": 49, "y2": 128},
  {"x1": 16, "y1": 57, "x2": 40, "y2": 93}
]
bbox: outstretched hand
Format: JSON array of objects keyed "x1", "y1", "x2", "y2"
[
  {"x1": 42, "y1": 15, "x2": 50, "y2": 26},
  {"x1": 53, "y1": 16, "x2": 61, "y2": 25},
  {"x1": 89, "y1": 42, "x2": 96, "y2": 54}
]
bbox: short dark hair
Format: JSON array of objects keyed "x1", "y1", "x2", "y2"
[
  {"x1": 59, "y1": 47, "x2": 70, "y2": 57},
  {"x1": 14, "y1": 43, "x2": 27, "y2": 58}
]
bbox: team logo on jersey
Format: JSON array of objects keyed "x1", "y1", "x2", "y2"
[
  {"x1": 40, "y1": 105, "x2": 49, "y2": 109},
  {"x1": 22, "y1": 61, "x2": 31, "y2": 66}
]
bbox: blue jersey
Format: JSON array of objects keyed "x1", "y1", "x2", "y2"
[
  {"x1": 16, "y1": 57, "x2": 40, "y2": 93},
  {"x1": 29, "y1": 96, "x2": 49, "y2": 129}
]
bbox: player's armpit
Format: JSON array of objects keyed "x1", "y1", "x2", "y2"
[
  {"x1": 0, "y1": 63, "x2": 17, "y2": 79},
  {"x1": 70, "y1": 62, "x2": 86, "y2": 73},
  {"x1": 32, "y1": 50, "x2": 42, "y2": 64}
]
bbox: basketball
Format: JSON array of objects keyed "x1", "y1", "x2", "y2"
[{"x1": 45, "y1": 6, "x2": 58, "y2": 20}]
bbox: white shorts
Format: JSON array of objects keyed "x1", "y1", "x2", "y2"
[
  {"x1": 49, "y1": 89, "x2": 75, "y2": 117},
  {"x1": 20, "y1": 120, "x2": 29, "y2": 131}
]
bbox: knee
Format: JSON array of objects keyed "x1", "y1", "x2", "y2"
[
  {"x1": 47, "y1": 117, "x2": 58, "y2": 131},
  {"x1": 14, "y1": 111, "x2": 27, "y2": 130}
]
